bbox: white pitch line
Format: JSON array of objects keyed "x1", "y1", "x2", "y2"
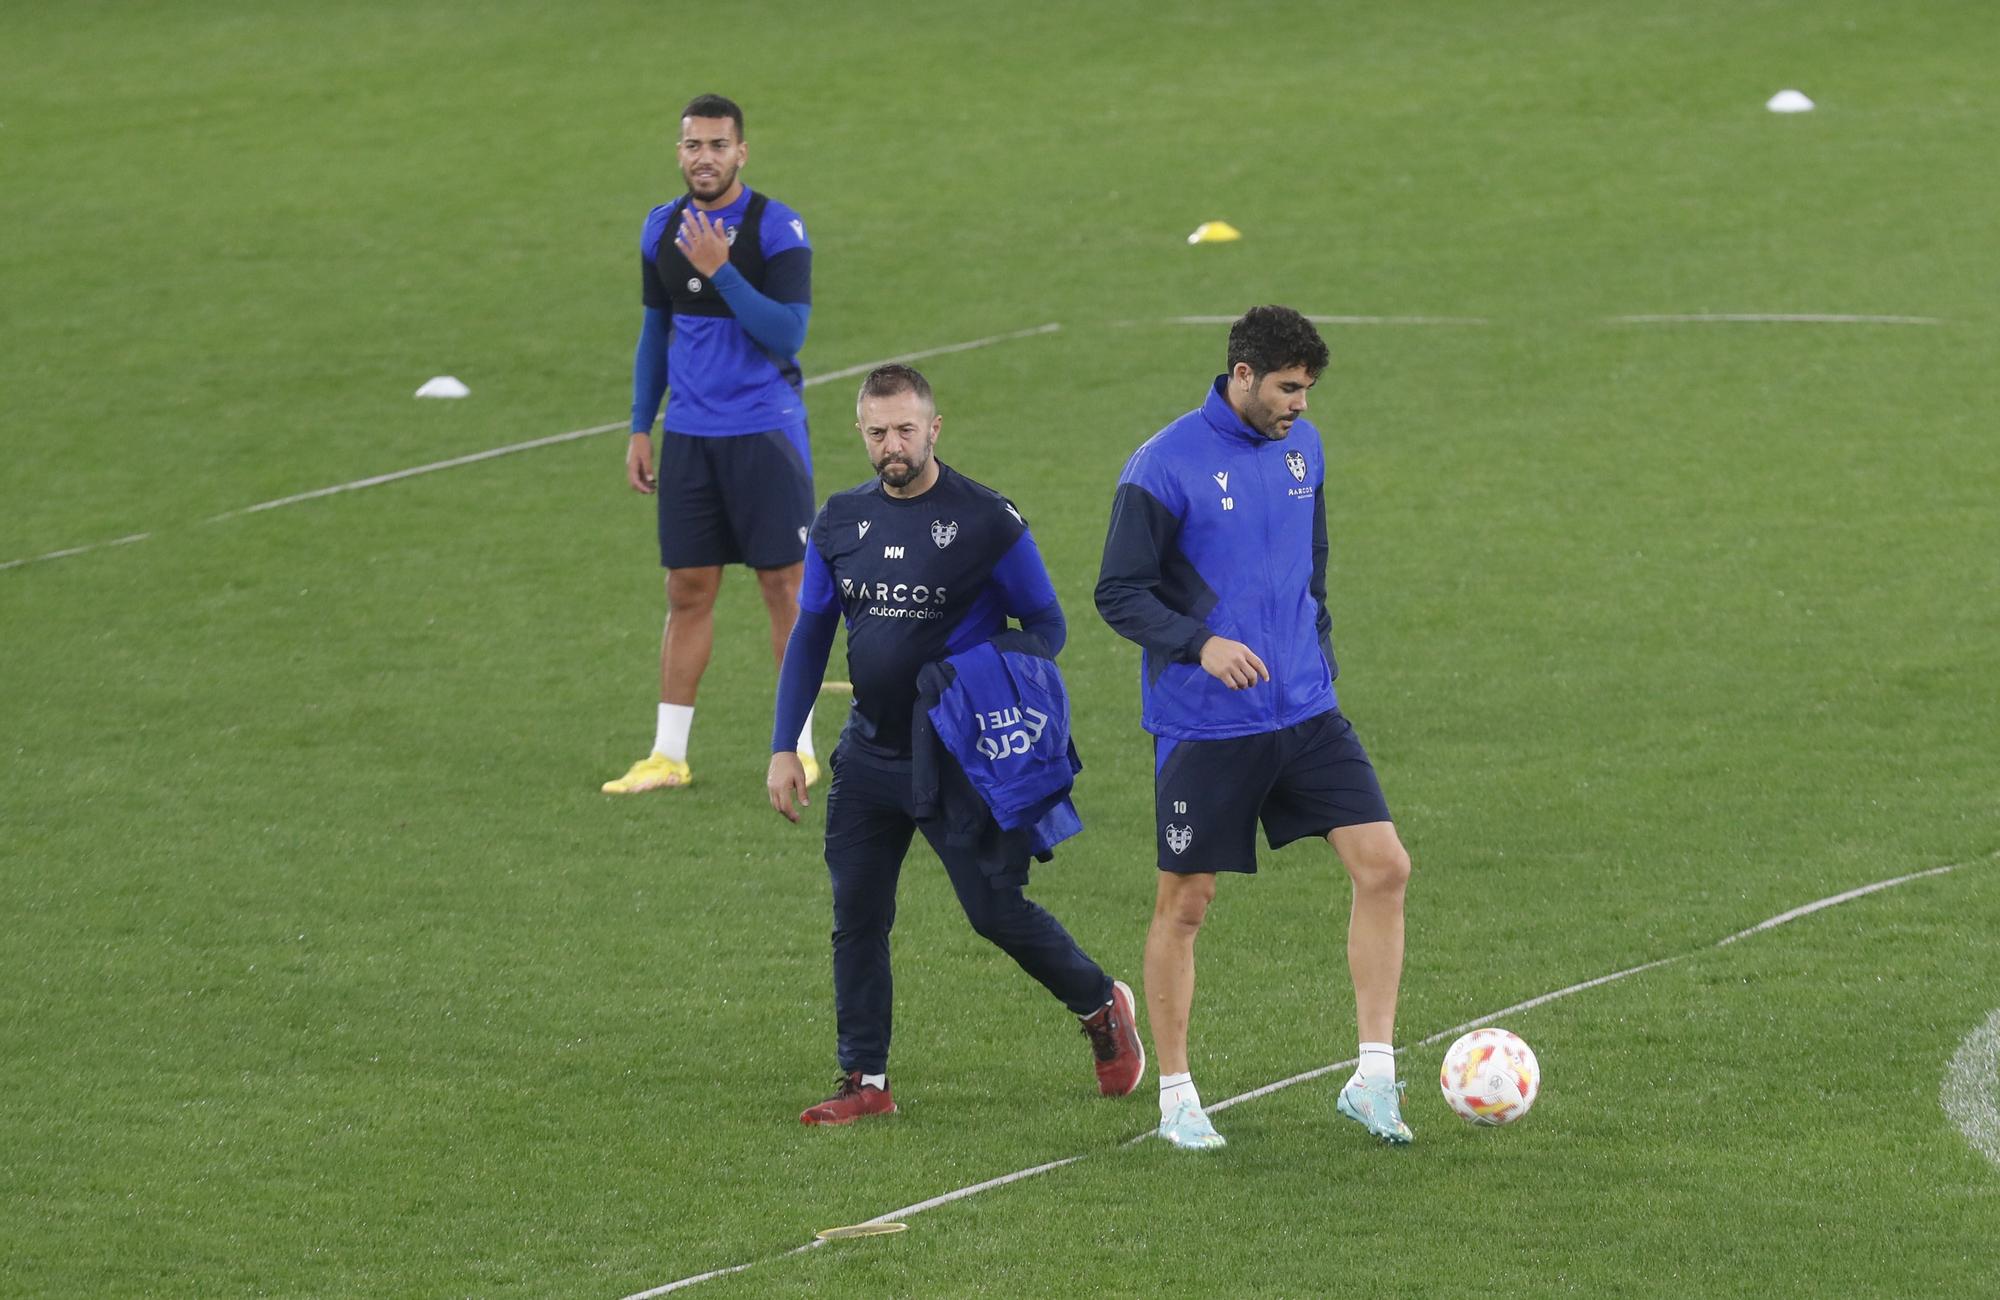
[
  {"x1": 622, "y1": 856, "x2": 1981, "y2": 1298},
  {"x1": 1607, "y1": 313, "x2": 1945, "y2": 326},
  {"x1": 800, "y1": 321, "x2": 1061, "y2": 385},
  {"x1": 620, "y1": 1242, "x2": 821, "y2": 1299},
  {"x1": 1942, "y1": 1007, "x2": 2000, "y2": 1168},
  {"x1": 209, "y1": 323, "x2": 1062, "y2": 522},
  {"x1": 1158, "y1": 314, "x2": 1490, "y2": 326},
  {"x1": 621, "y1": 1155, "x2": 1087, "y2": 1298},
  {"x1": 206, "y1": 423, "x2": 628, "y2": 520},
  {"x1": 0, "y1": 531, "x2": 152, "y2": 573},
  {"x1": 1714, "y1": 864, "x2": 1959, "y2": 945},
  {"x1": 2, "y1": 323, "x2": 1065, "y2": 571}
]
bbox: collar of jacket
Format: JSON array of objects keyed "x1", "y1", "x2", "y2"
[{"x1": 1201, "y1": 374, "x2": 1286, "y2": 447}]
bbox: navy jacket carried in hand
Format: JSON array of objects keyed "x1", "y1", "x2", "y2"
[{"x1": 913, "y1": 631, "x2": 1083, "y2": 867}]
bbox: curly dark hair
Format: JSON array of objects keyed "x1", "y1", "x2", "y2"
[
  {"x1": 680, "y1": 93, "x2": 744, "y2": 139},
  {"x1": 1226, "y1": 306, "x2": 1330, "y2": 380}
]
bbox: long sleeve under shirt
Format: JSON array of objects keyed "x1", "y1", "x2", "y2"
[{"x1": 772, "y1": 463, "x2": 1066, "y2": 761}]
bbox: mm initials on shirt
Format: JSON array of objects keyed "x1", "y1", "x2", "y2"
[{"x1": 883, "y1": 545, "x2": 905, "y2": 559}]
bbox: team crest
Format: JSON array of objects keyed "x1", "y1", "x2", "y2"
[
  {"x1": 686, "y1": 277, "x2": 702, "y2": 293},
  {"x1": 1166, "y1": 824, "x2": 1193, "y2": 855},
  {"x1": 931, "y1": 519, "x2": 958, "y2": 549},
  {"x1": 1285, "y1": 449, "x2": 1307, "y2": 483}
]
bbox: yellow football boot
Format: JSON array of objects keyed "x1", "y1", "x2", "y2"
[{"x1": 601, "y1": 752, "x2": 693, "y2": 794}]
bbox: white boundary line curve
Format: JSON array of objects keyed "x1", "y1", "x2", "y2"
[
  {"x1": 1606, "y1": 313, "x2": 1945, "y2": 325},
  {"x1": 0, "y1": 323, "x2": 1063, "y2": 572},
  {"x1": 0, "y1": 531, "x2": 153, "y2": 573},
  {"x1": 622, "y1": 857, "x2": 1983, "y2": 1299},
  {"x1": 1942, "y1": 1007, "x2": 2000, "y2": 1168}
]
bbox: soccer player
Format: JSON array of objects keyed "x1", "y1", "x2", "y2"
[
  {"x1": 766, "y1": 364, "x2": 1144, "y2": 1125},
  {"x1": 605, "y1": 93, "x2": 820, "y2": 794},
  {"x1": 1095, "y1": 306, "x2": 1415, "y2": 1151}
]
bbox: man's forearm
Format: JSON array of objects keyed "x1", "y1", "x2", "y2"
[
  {"x1": 631, "y1": 307, "x2": 670, "y2": 432},
  {"x1": 772, "y1": 606, "x2": 838, "y2": 751}
]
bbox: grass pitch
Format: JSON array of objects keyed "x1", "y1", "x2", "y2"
[{"x1": 4, "y1": 2, "x2": 1997, "y2": 1295}]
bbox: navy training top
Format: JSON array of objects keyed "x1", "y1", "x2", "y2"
[{"x1": 778, "y1": 463, "x2": 1063, "y2": 760}]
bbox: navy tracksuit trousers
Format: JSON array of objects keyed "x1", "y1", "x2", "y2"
[{"x1": 822, "y1": 744, "x2": 1111, "y2": 1074}]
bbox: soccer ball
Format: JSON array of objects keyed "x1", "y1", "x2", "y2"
[{"x1": 1439, "y1": 1027, "x2": 1541, "y2": 1125}]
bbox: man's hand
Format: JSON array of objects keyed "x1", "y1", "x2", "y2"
[
  {"x1": 767, "y1": 751, "x2": 810, "y2": 823},
  {"x1": 626, "y1": 434, "x2": 656, "y2": 494},
  {"x1": 676, "y1": 208, "x2": 731, "y2": 278},
  {"x1": 1200, "y1": 636, "x2": 1270, "y2": 690}
]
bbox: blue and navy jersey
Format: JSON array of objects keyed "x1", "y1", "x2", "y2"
[
  {"x1": 1095, "y1": 376, "x2": 1337, "y2": 741},
  {"x1": 639, "y1": 187, "x2": 811, "y2": 436},
  {"x1": 803, "y1": 463, "x2": 1060, "y2": 759}
]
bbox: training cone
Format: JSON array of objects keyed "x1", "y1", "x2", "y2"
[
  {"x1": 1186, "y1": 221, "x2": 1243, "y2": 245},
  {"x1": 415, "y1": 375, "x2": 471, "y2": 399},
  {"x1": 1765, "y1": 89, "x2": 1814, "y2": 113}
]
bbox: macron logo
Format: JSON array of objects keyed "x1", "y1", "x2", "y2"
[
  {"x1": 1213, "y1": 471, "x2": 1229, "y2": 492},
  {"x1": 883, "y1": 545, "x2": 905, "y2": 559},
  {"x1": 858, "y1": 521, "x2": 871, "y2": 539}
]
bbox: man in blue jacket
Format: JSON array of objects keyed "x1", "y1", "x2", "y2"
[
  {"x1": 605, "y1": 93, "x2": 821, "y2": 795},
  {"x1": 766, "y1": 364, "x2": 1143, "y2": 1125},
  {"x1": 1095, "y1": 306, "x2": 1415, "y2": 1151}
]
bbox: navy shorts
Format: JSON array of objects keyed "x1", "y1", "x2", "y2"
[
  {"x1": 1154, "y1": 709, "x2": 1392, "y2": 874},
  {"x1": 656, "y1": 424, "x2": 813, "y2": 570}
]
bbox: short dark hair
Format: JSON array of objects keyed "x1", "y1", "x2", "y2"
[
  {"x1": 680, "y1": 93, "x2": 744, "y2": 139},
  {"x1": 1227, "y1": 305, "x2": 1330, "y2": 380},
  {"x1": 857, "y1": 363, "x2": 934, "y2": 410}
]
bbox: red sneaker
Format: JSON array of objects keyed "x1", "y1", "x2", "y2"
[
  {"x1": 800, "y1": 1071, "x2": 897, "y2": 1125},
  {"x1": 1080, "y1": 979, "x2": 1145, "y2": 1097}
]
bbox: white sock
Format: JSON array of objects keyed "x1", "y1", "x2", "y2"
[
  {"x1": 860, "y1": 1072, "x2": 886, "y2": 1090},
  {"x1": 1159, "y1": 1071, "x2": 1200, "y2": 1119},
  {"x1": 796, "y1": 705, "x2": 817, "y2": 760},
  {"x1": 1355, "y1": 1041, "x2": 1396, "y2": 1085},
  {"x1": 654, "y1": 703, "x2": 694, "y2": 762}
]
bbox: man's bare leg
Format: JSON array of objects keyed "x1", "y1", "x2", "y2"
[
  {"x1": 1146, "y1": 871, "x2": 1228, "y2": 1147},
  {"x1": 753, "y1": 562, "x2": 804, "y2": 668},
  {"x1": 1329, "y1": 819, "x2": 1414, "y2": 1142},
  {"x1": 1328, "y1": 821, "x2": 1411, "y2": 1045},
  {"x1": 603, "y1": 565, "x2": 723, "y2": 793},
  {"x1": 661, "y1": 565, "x2": 724, "y2": 704},
  {"x1": 1144, "y1": 870, "x2": 1216, "y2": 1078}
]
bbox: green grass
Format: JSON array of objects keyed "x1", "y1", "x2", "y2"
[{"x1": 3, "y1": 1, "x2": 1997, "y2": 1295}]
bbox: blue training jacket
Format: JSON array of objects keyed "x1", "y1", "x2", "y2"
[
  {"x1": 1095, "y1": 376, "x2": 1337, "y2": 741},
  {"x1": 913, "y1": 632, "x2": 1083, "y2": 861}
]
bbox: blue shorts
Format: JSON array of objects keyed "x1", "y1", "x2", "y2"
[
  {"x1": 1153, "y1": 709, "x2": 1392, "y2": 874},
  {"x1": 656, "y1": 424, "x2": 813, "y2": 570}
]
